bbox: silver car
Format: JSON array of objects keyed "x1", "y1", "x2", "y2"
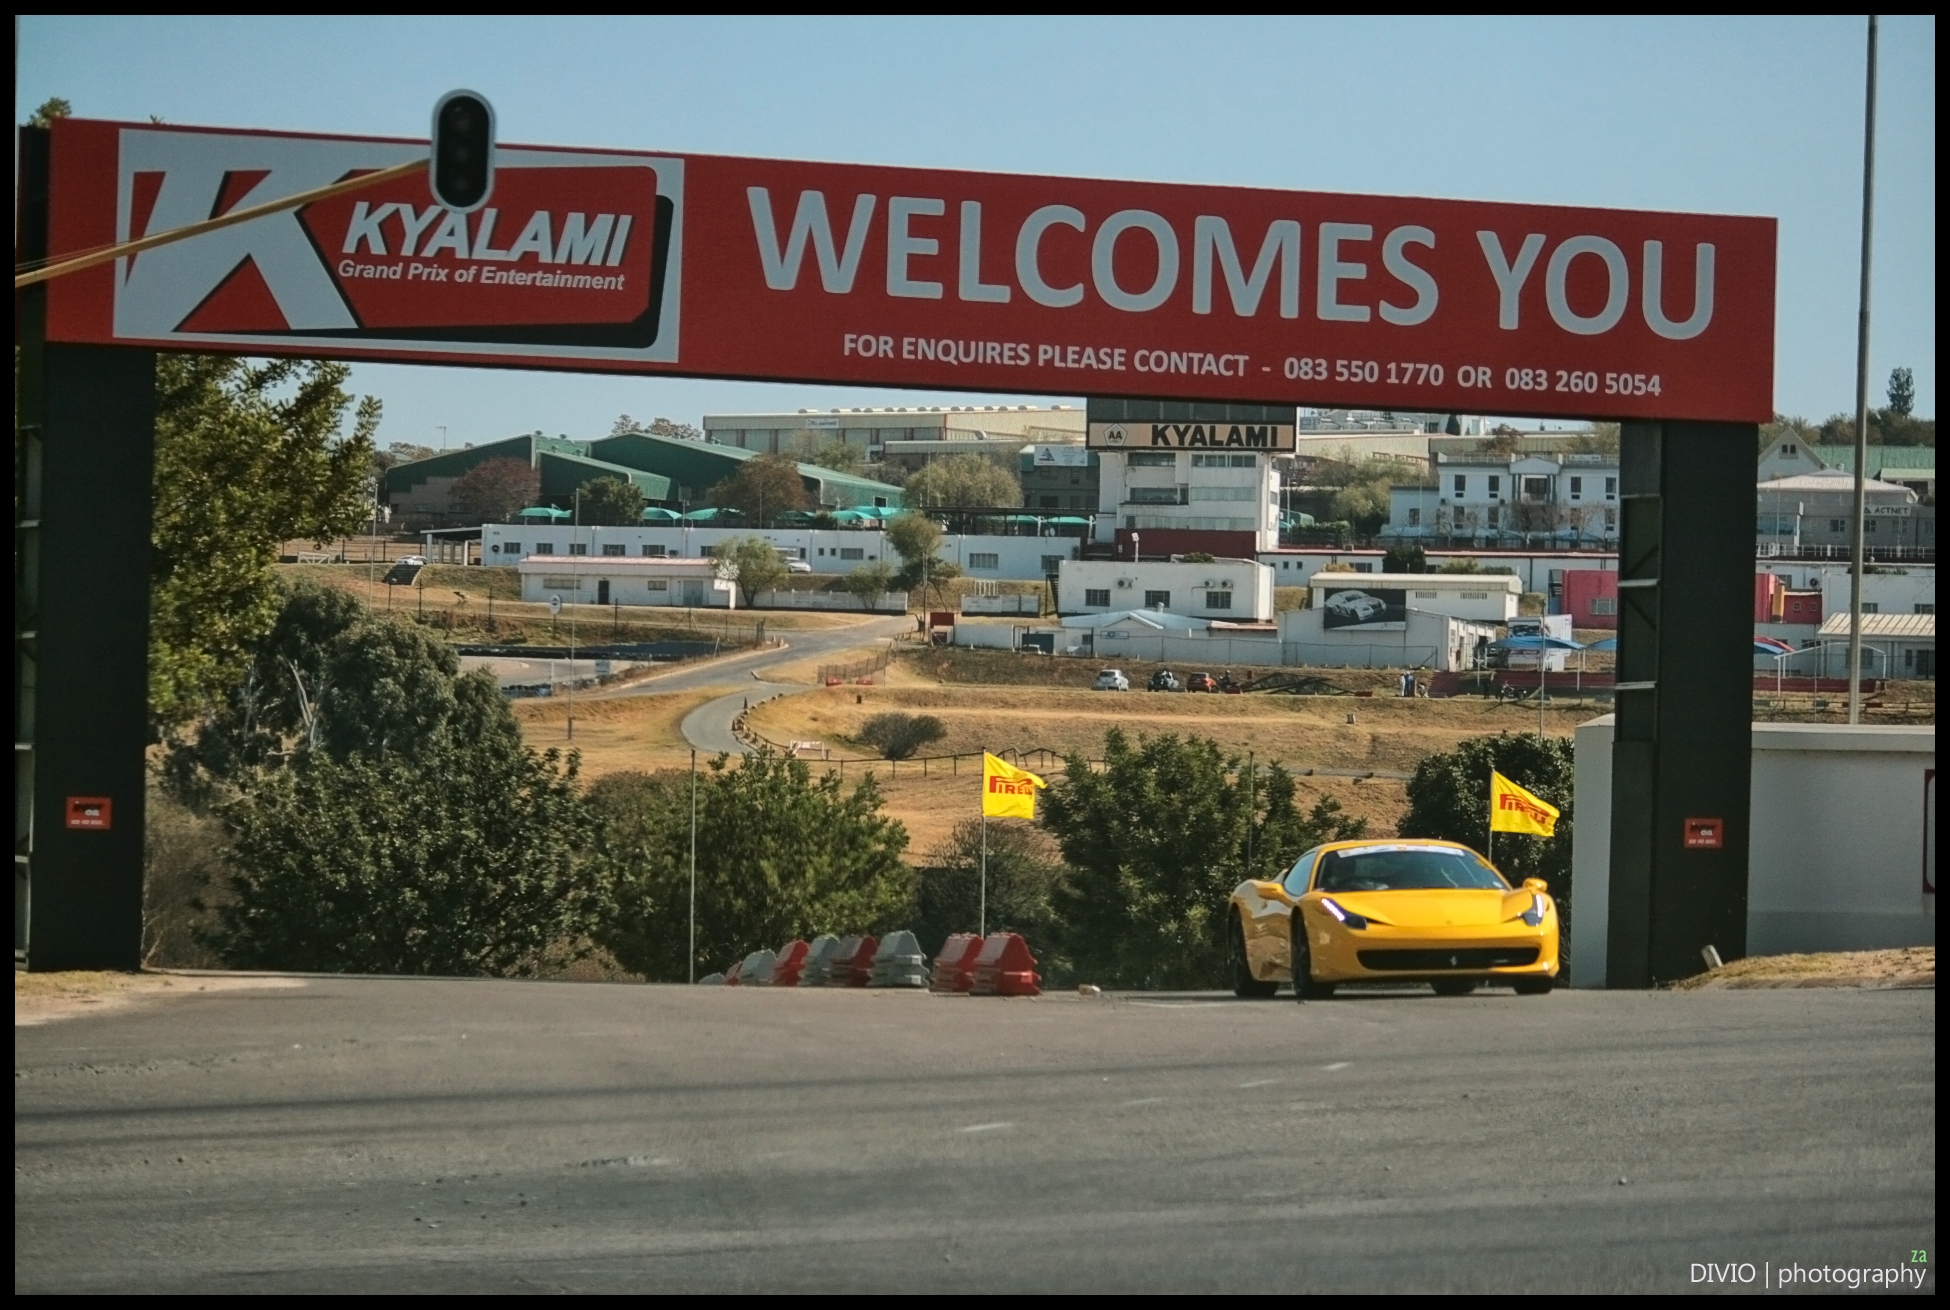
[{"x1": 1093, "y1": 668, "x2": 1131, "y2": 691}]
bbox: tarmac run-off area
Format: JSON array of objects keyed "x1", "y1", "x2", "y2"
[{"x1": 14, "y1": 975, "x2": 1935, "y2": 1292}]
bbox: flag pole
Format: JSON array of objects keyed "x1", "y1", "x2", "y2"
[{"x1": 980, "y1": 811, "x2": 989, "y2": 938}]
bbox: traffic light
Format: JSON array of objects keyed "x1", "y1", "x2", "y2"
[{"x1": 429, "y1": 90, "x2": 495, "y2": 212}]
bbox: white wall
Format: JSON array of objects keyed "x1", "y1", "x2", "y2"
[
  {"x1": 1057, "y1": 558, "x2": 1273, "y2": 620},
  {"x1": 518, "y1": 561, "x2": 736, "y2": 608},
  {"x1": 1278, "y1": 608, "x2": 1501, "y2": 671},
  {"x1": 1571, "y1": 716, "x2": 1935, "y2": 987},
  {"x1": 483, "y1": 523, "x2": 1081, "y2": 581},
  {"x1": 1258, "y1": 548, "x2": 1620, "y2": 596},
  {"x1": 1309, "y1": 572, "x2": 1519, "y2": 623}
]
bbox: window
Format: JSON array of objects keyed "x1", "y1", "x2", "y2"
[
  {"x1": 602, "y1": 543, "x2": 625, "y2": 556},
  {"x1": 1189, "y1": 486, "x2": 1253, "y2": 501},
  {"x1": 1603, "y1": 509, "x2": 1617, "y2": 530},
  {"x1": 1591, "y1": 597, "x2": 1617, "y2": 615},
  {"x1": 1864, "y1": 519, "x2": 1877, "y2": 534},
  {"x1": 1408, "y1": 508, "x2": 1422, "y2": 526},
  {"x1": 1144, "y1": 590, "x2": 1171, "y2": 608},
  {"x1": 968, "y1": 553, "x2": 1000, "y2": 570},
  {"x1": 1040, "y1": 495, "x2": 1060, "y2": 508},
  {"x1": 1085, "y1": 588, "x2": 1111, "y2": 607},
  {"x1": 541, "y1": 576, "x2": 580, "y2": 590},
  {"x1": 1548, "y1": 569, "x2": 1564, "y2": 597},
  {"x1": 1129, "y1": 486, "x2": 1180, "y2": 504},
  {"x1": 1460, "y1": 591, "x2": 1489, "y2": 600},
  {"x1": 1917, "y1": 650, "x2": 1937, "y2": 677},
  {"x1": 1350, "y1": 562, "x2": 1374, "y2": 573},
  {"x1": 1453, "y1": 474, "x2": 1466, "y2": 497},
  {"x1": 840, "y1": 547, "x2": 865, "y2": 561},
  {"x1": 1569, "y1": 476, "x2": 1583, "y2": 500},
  {"x1": 1604, "y1": 477, "x2": 1617, "y2": 500},
  {"x1": 1917, "y1": 604, "x2": 1935, "y2": 615},
  {"x1": 1191, "y1": 453, "x2": 1228, "y2": 467},
  {"x1": 641, "y1": 544, "x2": 666, "y2": 556},
  {"x1": 1486, "y1": 506, "x2": 1501, "y2": 528},
  {"x1": 1861, "y1": 603, "x2": 1879, "y2": 613},
  {"x1": 645, "y1": 579, "x2": 669, "y2": 592},
  {"x1": 1829, "y1": 520, "x2": 1846, "y2": 533},
  {"x1": 535, "y1": 542, "x2": 554, "y2": 555},
  {"x1": 1487, "y1": 476, "x2": 1502, "y2": 499},
  {"x1": 1230, "y1": 454, "x2": 1257, "y2": 467},
  {"x1": 506, "y1": 542, "x2": 522, "y2": 554},
  {"x1": 1205, "y1": 590, "x2": 1233, "y2": 609},
  {"x1": 1128, "y1": 451, "x2": 1176, "y2": 467},
  {"x1": 569, "y1": 543, "x2": 589, "y2": 556},
  {"x1": 1414, "y1": 590, "x2": 1437, "y2": 599},
  {"x1": 1521, "y1": 476, "x2": 1550, "y2": 502},
  {"x1": 1040, "y1": 555, "x2": 1065, "y2": 573},
  {"x1": 1784, "y1": 443, "x2": 1798, "y2": 457}
]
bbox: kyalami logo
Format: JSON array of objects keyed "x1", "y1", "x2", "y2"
[{"x1": 106, "y1": 128, "x2": 681, "y2": 355}]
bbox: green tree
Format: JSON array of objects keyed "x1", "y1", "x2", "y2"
[
  {"x1": 1330, "y1": 478, "x2": 1391, "y2": 533},
  {"x1": 1398, "y1": 732, "x2": 1575, "y2": 912},
  {"x1": 901, "y1": 453, "x2": 1022, "y2": 508},
  {"x1": 886, "y1": 510, "x2": 961, "y2": 601},
  {"x1": 1886, "y1": 367, "x2": 1915, "y2": 418},
  {"x1": 579, "y1": 474, "x2": 646, "y2": 526},
  {"x1": 1039, "y1": 729, "x2": 1365, "y2": 988},
  {"x1": 844, "y1": 560, "x2": 895, "y2": 609},
  {"x1": 26, "y1": 97, "x2": 72, "y2": 128},
  {"x1": 915, "y1": 819, "x2": 1067, "y2": 961},
  {"x1": 1383, "y1": 544, "x2": 1428, "y2": 573},
  {"x1": 710, "y1": 452, "x2": 808, "y2": 523},
  {"x1": 216, "y1": 731, "x2": 592, "y2": 976},
  {"x1": 793, "y1": 432, "x2": 864, "y2": 473},
  {"x1": 592, "y1": 751, "x2": 912, "y2": 981},
  {"x1": 857, "y1": 712, "x2": 947, "y2": 760},
  {"x1": 612, "y1": 414, "x2": 704, "y2": 441},
  {"x1": 151, "y1": 355, "x2": 379, "y2": 727},
  {"x1": 450, "y1": 457, "x2": 540, "y2": 523},
  {"x1": 716, "y1": 534, "x2": 789, "y2": 602}
]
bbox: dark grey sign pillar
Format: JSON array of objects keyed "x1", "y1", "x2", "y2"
[
  {"x1": 1606, "y1": 420, "x2": 1758, "y2": 986},
  {"x1": 16, "y1": 125, "x2": 157, "y2": 971}
]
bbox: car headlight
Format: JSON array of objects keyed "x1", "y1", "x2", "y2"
[
  {"x1": 1520, "y1": 893, "x2": 1547, "y2": 927},
  {"x1": 1319, "y1": 896, "x2": 1369, "y2": 930}
]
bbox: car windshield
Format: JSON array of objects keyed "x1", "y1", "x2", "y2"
[{"x1": 1314, "y1": 845, "x2": 1509, "y2": 892}]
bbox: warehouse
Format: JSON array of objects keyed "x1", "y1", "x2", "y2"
[{"x1": 515, "y1": 555, "x2": 737, "y2": 609}]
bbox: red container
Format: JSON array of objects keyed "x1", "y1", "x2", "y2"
[
  {"x1": 770, "y1": 939, "x2": 810, "y2": 987},
  {"x1": 969, "y1": 933, "x2": 1042, "y2": 997},
  {"x1": 928, "y1": 934, "x2": 986, "y2": 994}
]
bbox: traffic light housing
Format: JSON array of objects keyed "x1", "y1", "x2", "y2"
[{"x1": 429, "y1": 90, "x2": 495, "y2": 212}]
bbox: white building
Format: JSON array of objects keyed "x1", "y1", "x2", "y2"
[
  {"x1": 703, "y1": 404, "x2": 1084, "y2": 461},
  {"x1": 516, "y1": 555, "x2": 737, "y2": 608},
  {"x1": 1056, "y1": 558, "x2": 1274, "y2": 621},
  {"x1": 484, "y1": 522, "x2": 1082, "y2": 580},
  {"x1": 1386, "y1": 449, "x2": 1621, "y2": 546},
  {"x1": 1277, "y1": 606, "x2": 1502, "y2": 672},
  {"x1": 1098, "y1": 446, "x2": 1281, "y2": 550},
  {"x1": 1306, "y1": 571, "x2": 1520, "y2": 624}
]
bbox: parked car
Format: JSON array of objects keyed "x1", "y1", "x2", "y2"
[
  {"x1": 1093, "y1": 669, "x2": 1131, "y2": 692},
  {"x1": 1148, "y1": 669, "x2": 1182, "y2": 692},
  {"x1": 1187, "y1": 671, "x2": 1218, "y2": 693},
  {"x1": 786, "y1": 559, "x2": 813, "y2": 574}
]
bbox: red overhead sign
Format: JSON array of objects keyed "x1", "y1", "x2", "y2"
[{"x1": 41, "y1": 118, "x2": 1776, "y2": 422}]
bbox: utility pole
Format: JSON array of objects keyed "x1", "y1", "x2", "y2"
[
  {"x1": 1847, "y1": 14, "x2": 1878, "y2": 725},
  {"x1": 689, "y1": 748, "x2": 698, "y2": 984},
  {"x1": 568, "y1": 487, "x2": 579, "y2": 742}
]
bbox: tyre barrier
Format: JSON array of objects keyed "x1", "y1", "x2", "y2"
[
  {"x1": 823, "y1": 934, "x2": 877, "y2": 987},
  {"x1": 736, "y1": 948, "x2": 776, "y2": 987},
  {"x1": 697, "y1": 972, "x2": 727, "y2": 986},
  {"x1": 723, "y1": 959, "x2": 745, "y2": 986},
  {"x1": 928, "y1": 933, "x2": 987, "y2": 994},
  {"x1": 968, "y1": 932, "x2": 1041, "y2": 997},
  {"x1": 769, "y1": 939, "x2": 811, "y2": 987},
  {"x1": 797, "y1": 934, "x2": 843, "y2": 987},
  {"x1": 870, "y1": 930, "x2": 929, "y2": 988}
]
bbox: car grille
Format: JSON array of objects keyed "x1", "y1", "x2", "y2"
[{"x1": 1357, "y1": 947, "x2": 1540, "y2": 971}]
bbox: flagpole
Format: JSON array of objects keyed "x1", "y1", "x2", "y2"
[{"x1": 980, "y1": 812, "x2": 989, "y2": 938}]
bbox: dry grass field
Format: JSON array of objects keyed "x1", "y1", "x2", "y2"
[{"x1": 512, "y1": 686, "x2": 734, "y2": 775}]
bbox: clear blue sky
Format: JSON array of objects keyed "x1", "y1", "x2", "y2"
[{"x1": 18, "y1": 16, "x2": 1936, "y2": 446}]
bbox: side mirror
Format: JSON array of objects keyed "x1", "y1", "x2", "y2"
[
  {"x1": 1522, "y1": 878, "x2": 1549, "y2": 894},
  {"x1": 1253, "y1": 880, "x2": 1287, "y2": 900}
]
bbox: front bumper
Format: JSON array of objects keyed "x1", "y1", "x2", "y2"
[{"x1": 1307, "y1": 914, "x2": 1560, "y2": 983}]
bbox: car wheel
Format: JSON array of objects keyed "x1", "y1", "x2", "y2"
[
  {"x1": 1431, "y1": 978, "x2": 1478, "y2": 997},
  {"x1": 1290, "y1": 915, "x2": 1335, "y2": 1000},
  {"x1": 1231, "y1": 915, "x2": 1278, "y2": 999},
  {"x1": 1512, "y1": 976, "x2": 1555, "y2": 996}
]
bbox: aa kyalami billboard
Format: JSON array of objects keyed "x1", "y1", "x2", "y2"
[{"x1": 42, "y1": 118, "x2": 1777, "y2": 422}]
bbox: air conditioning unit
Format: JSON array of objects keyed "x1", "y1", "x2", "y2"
[
  {"x1": 1115, "y1": 578, "x2": 1134, "y2": 589},
  {"x1": 1221, "y1": 580, "x2": 1234, "y2": 589}
]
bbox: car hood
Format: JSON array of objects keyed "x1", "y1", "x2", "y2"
[{"x1": 1321, "y1": 888, "x2": 1534, "y2": 928}]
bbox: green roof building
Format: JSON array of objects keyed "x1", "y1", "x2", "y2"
[{"x1": 587, "y1": 431, "x2": 902, "y2": 511}]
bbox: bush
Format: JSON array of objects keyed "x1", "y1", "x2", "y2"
[
  {"x1": 592, "y1": 751, "x2": 912, "y2": 980},
  {"x1": 914, "y1": 820, "x2": 1067, "y2": 968},
  {"x1": 1398, "y1": 732, "x2": 1575, "y2": 913},
  {"x1": 858, "y1": 712, "x2": 948, "y2": 760},
  {"x1": 1040, "y1": 729, "x2": 1366, "y2": 988}
]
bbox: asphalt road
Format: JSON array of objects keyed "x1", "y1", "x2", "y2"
[{"x1": 14, "y1": 978, "x2": 1935, "y2": 1293}]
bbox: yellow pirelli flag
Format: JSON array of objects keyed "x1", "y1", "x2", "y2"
[
  {"x1": 982, "y1": 752, "x2": 1047, "y2": 820},
  {"x1": 1490, "y1": 770, "x2": 1560, "y2": 837}
]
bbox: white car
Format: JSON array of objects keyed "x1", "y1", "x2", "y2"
[
  {"x1": 1324, "y1": 590, "x2": 1386, "y2": 622},
  {"x1": 1093, "y1": 669, "x2": 1131, "y2": 691},
  {"x1": 786, "y1": 559, "x2": 813, "y2": 574}
]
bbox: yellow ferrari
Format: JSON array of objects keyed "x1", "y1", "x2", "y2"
[{"x1": 1228, "y1": 839, "x2": 1560, "y2": 998}]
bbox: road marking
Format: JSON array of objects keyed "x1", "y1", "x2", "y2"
[
  {"x1": 1238, "y1": 1079, "x2": 1277, "y2": 1089},
  {"x1": 957, "y1": 1122, "x2": 1015, "y2": 1134},
  {"x1": 1324, "y1": 1061, "x2": 1351, "y2": 1071}
]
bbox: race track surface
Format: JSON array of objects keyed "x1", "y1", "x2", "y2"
[{"x1": 14, "y1": 978, "x2": 1935, "y2": 1292}]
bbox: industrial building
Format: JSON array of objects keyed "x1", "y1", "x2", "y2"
[
  {"x1": 702, "y1": 404, "x2": 1084, "y2": 461},
  {"x1": 382, "y1": 430, "x2": 904, "y2": 528},
  {"x1": 515, "y1": 555, "x2": 737, "y2": 609},
  {"x1": 1055, "y1": 557, "x2": 1274, "y2": 621}
]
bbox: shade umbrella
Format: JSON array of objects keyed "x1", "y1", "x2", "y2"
[
  {"x1": 517, "y1": 505, "x2": 570, "y2": 520},
  {"x1": 639, "y1": 506, "x2": 681, "y2": 522}
]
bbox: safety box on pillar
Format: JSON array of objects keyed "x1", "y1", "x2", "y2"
[{"x1": 1606, "y1": 421, "x2": 1759, "y2": 987}]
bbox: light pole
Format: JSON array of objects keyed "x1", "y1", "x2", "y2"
[
  {"x1": 1847, "y1": 14, "x2": 1878, "y2": 724},
  {"x1": 689, "y1": 747, "x2": 698, "y2": 984}
]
